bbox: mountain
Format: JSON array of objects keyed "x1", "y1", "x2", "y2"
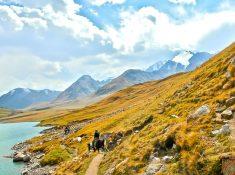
[
  {"x1": 54, "y1": 75, "x2": 101, "y2": 102},
  {"x1": 95, "y1": 69, "x2": 154, "y2": 96},
  {"x1": 146, "y1": 61, "x2": 165, "y2": 72},
  {"x1": 152, "y1": 60, "x2": 185, "y2": 79},
  {"x1": 0, "y1": 88, "x2": 60, "y2": 109}
]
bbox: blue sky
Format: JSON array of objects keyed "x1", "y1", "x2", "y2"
[{"x1": 0, "y1": 0, "x2": 235, "y2": 94}]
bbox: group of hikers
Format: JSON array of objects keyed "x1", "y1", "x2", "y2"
[{"x1": 64, "y1": 126, "x2": 105, "y2": 152}]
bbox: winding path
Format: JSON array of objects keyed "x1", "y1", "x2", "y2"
[{"x1": 85, "y1": 154, "x2": 104, "y2": 175}]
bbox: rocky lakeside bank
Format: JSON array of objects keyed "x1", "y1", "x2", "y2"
[{"x1": 10, "y1": 126, "x2": 57, "y2": 175}]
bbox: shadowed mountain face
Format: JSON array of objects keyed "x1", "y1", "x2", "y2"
[
  {"x1": 186, "y1": 52, "x2": 213, "y2": 71},
  {"x1": 95, "y1": 69, "x2": 154, "y2": 96},
  {"x1": 0, "y1": 88, "x2": 60, "y2": 109},
  {"x1": 54, "y1": 75, "x2": 102, "y2": 102}
]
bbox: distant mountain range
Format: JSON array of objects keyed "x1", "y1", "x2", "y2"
[
  {"x1": 0, "y1": 88, "x2": 60, "y2": 109},
  {"x1": 96, "y1": 51, "x2": 212, "y2": 96},
  {"x1": 0, "y1": 51, "x2": 212, "y2": 110}
]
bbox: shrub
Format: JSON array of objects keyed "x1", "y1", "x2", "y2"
[{"x1": 40, "y1": 147, "x2": 71, "y2": 166}]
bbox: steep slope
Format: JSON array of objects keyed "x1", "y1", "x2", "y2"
[
  {"x1": 0, "y1": 88, "x2": 60, "y2": 109},
  {"x1": 54, "y1": 75, "x2": 100, "y2": 102},
  {"x1": 16, "y1": 43, "x2": 234, "y2": 175},
  {"x1": 95, "y1": 69, "x2": 154, "y2": 96}
]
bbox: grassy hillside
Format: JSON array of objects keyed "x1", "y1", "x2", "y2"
[
  {"x1": 0, "y1": 108, "x2": 13, "y2": 119},
  {"x1": 24, "y1": 43, "x2": 234, "y2": 175}
]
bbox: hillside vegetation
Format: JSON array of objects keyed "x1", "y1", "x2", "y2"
[
  {"x1": 0, "y1": 108, "x2": 13, "y2": 119},
  {"x1": 23, "y1": 43, "x2": 235, "y2": 175}
]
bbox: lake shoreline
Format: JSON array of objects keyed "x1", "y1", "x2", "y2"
[{"x1": 0, "y1": 122, "x2": 50, "y2": 175}]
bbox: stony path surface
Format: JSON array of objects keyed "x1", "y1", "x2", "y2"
[{"x1": 85, "y1": 154, "x2": 104, "y2": 175}]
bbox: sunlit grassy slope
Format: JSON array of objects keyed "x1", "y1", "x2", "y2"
[
  {"x1": 0, "y1": 108, "x2": 13, "y2": 119},
  {"x1": 27, "y1": 43, "x2": 234, "y2": 175}
]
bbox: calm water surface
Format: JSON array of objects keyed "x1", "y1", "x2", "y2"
[{"x1": 0, "y1": 122, "x2": 46, "y2": 175}]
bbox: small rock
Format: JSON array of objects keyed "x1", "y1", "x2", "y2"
[
  {"x1": 21, "y1": 169, "x2": 28, "y2": 175},
  {"x1": 36, "y1": 154, "x2": 44, "y2": 159},
  {"x1": 77, "y1": 137, "x2": 82, "y2": 142},
  {"x1": 226, "y1": 97, "x2": 235, "y2": 107},
  {"x1": 221, "y1": 109, "x2": 233, "y2": 119},
  {"x1": 31, "y1": 163, "x2": 40, "y2": 169},
  {"x1": 157, "y1": 109, "x2": 164, "y2": 114},
  {"x1": 170, "y1": 115, "x2": 179, "y2": 118},
  {"x1": 212, "y1": 114, "x2": 223, "y2": 124},
  {"x1": 187, "y1": 105, "x2": 210, "y2": 121},
  {"x1": 223, "y1": 81, "x2": 233, "y2": 90},
  {"x1": 215, "y1": 106, "x2": 226, "y2": 113},
  {"x1": 225, "y1": 71, "x2": 231, "y2": 79},
  {"x1": 162, "y1": 156, "x2": 173, "y2": 163}
]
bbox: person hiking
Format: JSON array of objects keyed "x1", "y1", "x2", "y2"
[
  {"x1": 64, "y1": 126, "x2": 70, "y2": 135},
  {"x1": 93, "y1": 130, "x2": 100, "y2": 151},
  {"x1": 94, "y1": 130, "x2": 100, "y2": 140}
]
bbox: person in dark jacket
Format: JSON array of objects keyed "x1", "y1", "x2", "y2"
[
  {"x1": 64, "y1": 126, "x2": 70, "y2": 135},
  {"x1": 94, "y1": 130, "x2": 100, "y2": 139},
  {"x1": 93, "y1": 130, "x2": 100, "y2": 151}
]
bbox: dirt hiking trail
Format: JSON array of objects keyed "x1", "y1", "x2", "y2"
[{"x1": 85, "y1": 154, "x2": 104, "y2": 175}]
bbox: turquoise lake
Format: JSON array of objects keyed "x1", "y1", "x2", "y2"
[{"x1": 0, "y1": 122, "x2": 46, "y2": 175}]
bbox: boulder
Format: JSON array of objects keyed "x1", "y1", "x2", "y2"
[
  {"x1": 212, "y1": 124, "x2": 231, "y2": 135},
  {"x1": 13, "y1": 152, "x2": 30, "y2": 162},
  {"x1": 13, "y1": 152, "x2": 25, "y2": 162},
  {"x1": 144, "y1": 157, "x2": 162, "y2": 175},
  {"x1": 221, "y1": 109, "x2": 233, "y2": 119},
  {"x1": 187, "y1": 105, "x2": 210, "y2": 121},
  {"x1": 23, "y1": 155, "x2": 30, "y2": 162},
  {"x1": 226, "y1": 97, "x2": 235, "y2": 107}
]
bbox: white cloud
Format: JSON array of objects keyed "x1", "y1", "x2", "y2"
[
  {"x1": 89, "y1": 0, "x2": 126, "y2": 6},
  {"x1": 172, "y1": 51, "x2": 193, "y2": 66},
  {"x1": 168, "y1": 0, "x2": 196, "y2": 5},
  {"x1": 0, "y1": 0, "x2": 106, "y2": 40},
  {"x1": 106, "y1": 7, "x2": 235, "y2": 53},
  {"x1": 0, "y1": 52, "x2": 67, "y2": 94}
]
